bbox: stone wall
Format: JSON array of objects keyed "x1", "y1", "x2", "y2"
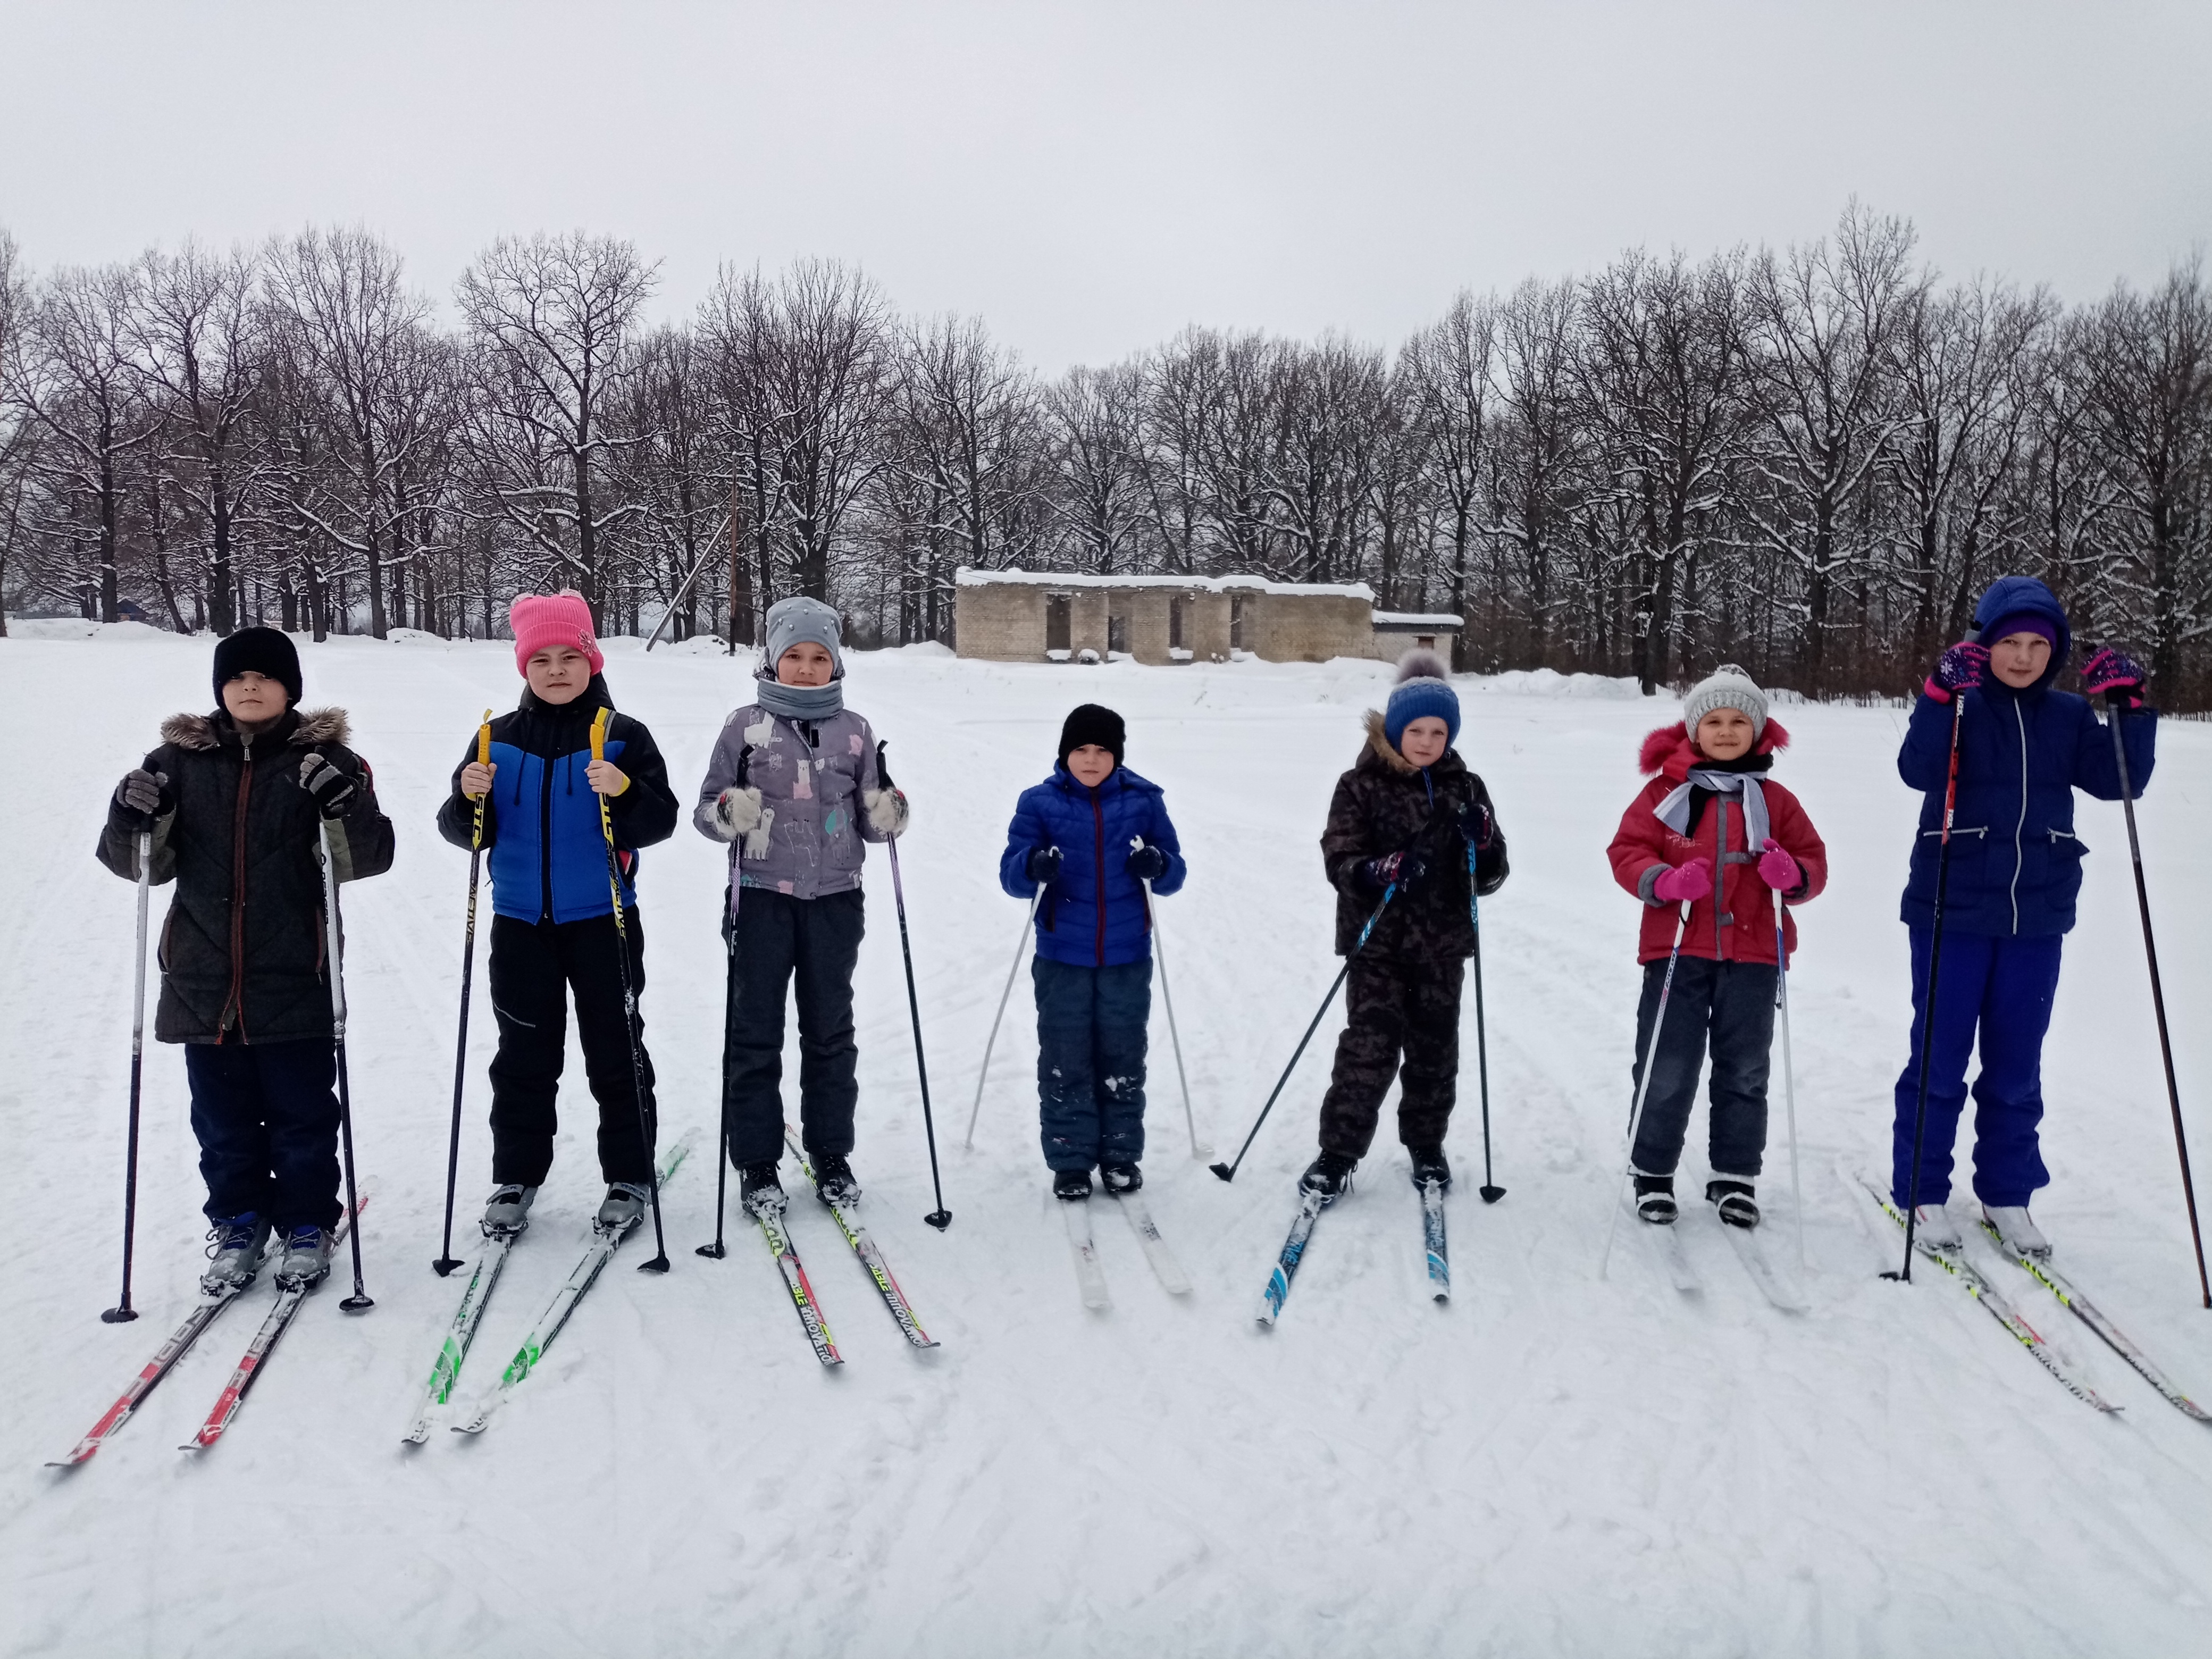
[
  {"x1": 953, "y1": 583, "x2": 1047, "y2": 661},
  {"x1": 1239, "y1": 591, "x2": 1379, "y2": 663},
  {"x1": 956, "y1": 573, "x2": 1435, "y2": 666}
]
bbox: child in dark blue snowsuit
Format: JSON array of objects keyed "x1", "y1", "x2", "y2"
[
  {"x1": 998, "y1": 705, "x2": 1186, "y2": 1200},
  {"x1": 1892, "y1": 574, "x2": 2156, "y2": 1255}
]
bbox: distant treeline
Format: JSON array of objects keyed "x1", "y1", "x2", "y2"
[{"x1": 1, "y1": 205, "x2": 2206, "y2": 702}]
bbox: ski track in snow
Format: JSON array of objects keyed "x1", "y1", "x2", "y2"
[{"x1": 5, "y1": 626, "x2": 2212, "y2": 1655}]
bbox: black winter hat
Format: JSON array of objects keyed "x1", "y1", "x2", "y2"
[
  {"x1": 1058, "y1": 703, "x2": 1126, "y2": 768},
  {"x1": 212, "y1": 626, "x2": 302, "y2": 708}
]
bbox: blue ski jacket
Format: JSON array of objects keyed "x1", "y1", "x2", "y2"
[
  {"x1": 1898, "y1": 575, "x2": 2156, "y2": 938},
  {"x1": 437, "y1": 678, "x2": 679, "y2": 924},
  {"x1": 999, "y1": 765, "x2": 1186, "y2": 968}
]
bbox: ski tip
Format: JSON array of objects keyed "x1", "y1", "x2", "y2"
[{"x1": 1208, "y1": 1162, "x2": 1235, "y2": 1183}]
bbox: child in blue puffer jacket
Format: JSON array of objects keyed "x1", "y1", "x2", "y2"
[
  {"x1": 436, "y1": 591, "x2": 680, "y2": 1239},
  {"x1": 999, "y1": 704, "x2": 1186, "y2": 1200},
  {"x1": 1892, "y1": 574, "x2": 2156, "y2": 1260}
]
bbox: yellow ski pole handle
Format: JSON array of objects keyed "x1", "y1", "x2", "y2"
[
  {"x1": 590, "y1": 707, "x2": 627, "y2": 926},
  {"x1": 467, "y1": 709, "x2": 492, "y2": 848}
]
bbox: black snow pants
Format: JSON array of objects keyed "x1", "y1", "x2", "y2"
[
  {"x1": 487, "y1": 911, "x2": 657, "y2": 1188},
  {"x1": 1317, "y1": 956, "x2": 1464, "y2": 1160},
  {"x1": 723, "y1": 887, "x2": 866, "y2": 1168}
]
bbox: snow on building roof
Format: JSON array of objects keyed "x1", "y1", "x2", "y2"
[
  {"x1": 956, "y1": 566, "x2": 1376, "y2": 601},
  {"x1": 1372, "y1": 612, "x2": 1464, "y2": 628}
]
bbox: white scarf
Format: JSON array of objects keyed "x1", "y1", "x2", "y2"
[{"x1": 1655, "y1": 768, "x2": 1769, "y2": 853}]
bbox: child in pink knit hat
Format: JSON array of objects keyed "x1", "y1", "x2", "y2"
[{"x1": 434, "y1": 591, "x2": 679, "y2": 1239}]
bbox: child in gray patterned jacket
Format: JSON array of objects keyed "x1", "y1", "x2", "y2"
[{"x1": 695, "y1": 597, "x2": 910, "y2": 1218}]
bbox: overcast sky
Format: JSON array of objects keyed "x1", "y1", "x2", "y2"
[{"x1": 3, "y1": 1, "x2": 2207, "y2": 372}]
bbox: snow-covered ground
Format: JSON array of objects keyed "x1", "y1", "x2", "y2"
[{"x1": 5, "y1": 625, "x2": 2212, "y2": 1658}]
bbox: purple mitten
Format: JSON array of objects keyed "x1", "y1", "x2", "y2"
[
  {"x1": 1757, "y1": 840, "x2": 1799, "y2": 891},
  {"x1": 1651, "y1": 858, "x2": 1712, "y2": 904},
  {"x1": 1925, "y1": 640, "x2": 1989, "y2": 703},
  {"x1": 2082, "y1": 646, "x2": 2146, "y2": 706}
]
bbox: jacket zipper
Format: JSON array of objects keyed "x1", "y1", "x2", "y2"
[
  {"x1": 1712, "y1": 798, "x2": 1729, "y2": 961},
  {"x1": 1092, "y1": 791, "x2": 1107, "y2": 966},
  {"x1": 222, "y1": 735, "x2": 254, "y2": 1040},
  {"x1": 2009, "y1": 699, "x2": 2028, "y2": 935},
  {"x1": 539, "y1": 724, "x2": 556, "y2": 924}
]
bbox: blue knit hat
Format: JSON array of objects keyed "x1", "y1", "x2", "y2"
[{"x1": 1382, "y1": 649, "x2": 1460, "y2": 752}]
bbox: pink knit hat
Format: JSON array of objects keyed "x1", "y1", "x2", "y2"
[{"x1": 509, "y1": 590, "x2": 604, "y2": 677}]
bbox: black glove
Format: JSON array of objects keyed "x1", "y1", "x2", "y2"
[
  {"x1": 1360, "y1": 848, "x2": 1428, "y2": 893},
  {"x1": 297, "y1": 752, "x2": 356, "y2": 817},
  {"x1": 1456, "y1": 797, "x2": 1494, "y2": 850},
  {"x1": 1026, "y1": 845, "x2": 1063, "y2": 883},
  {"x1": 1127, "y1": 844, "x2": 1170, "y2": 882},
  {"x1": 114, "y1": 767, "x2": 170, "y2": 828}
]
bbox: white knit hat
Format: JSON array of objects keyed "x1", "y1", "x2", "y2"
[{"x1": 1682, "y1": 663, "x2": 1768, "y2": 738}]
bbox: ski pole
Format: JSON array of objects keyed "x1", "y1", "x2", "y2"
[
  {"x1": 1465, "y1": 842, "x2": 1503, "y2": 1204},
  {"x1": 2104, "y1": 686, "x2": 2210, "y2": 1309},
  {"x1": 1210, "y1": 884, "x2": 1398, "y2": 1184},
  {"x1": 966, "y1": 888, "x2": 1043, "y2": 1151},
  {"x1": 1599, "y1": 907, "x2": 1688, "y2": 1279},
  {"x1": 700, "y1": 744, "x2": 749, "y2": 1261},
  {"x1": 103, "y1": 827, "x2": 154, "y2": 1325},
  {"x1": 1887, "y1": 688, "x2": 1967, "y2": 1285},
  {"x1": 317, "y1": 817, "x2": 374, "y2": 1312},
  {"x1": 873, "y1": 743, "x2": 952, "y2": 1226},
  {"x1": 1137, "y1": 857, "x2": 1204, "y2": 1161},
  {"x1": 591, "y1": 707, "x2": 671, "y2": 1274},
  {"x1": 434, "y1": 710, "x2": 493, "y2": 1277},
  {"x1": 1775, "y1": 900, "x2": 1805, "y2": 1271}
]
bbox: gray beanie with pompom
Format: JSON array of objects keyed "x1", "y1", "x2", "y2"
[{"x1": 1681, "y1": 663, "x2": 1769, "y2": 739}]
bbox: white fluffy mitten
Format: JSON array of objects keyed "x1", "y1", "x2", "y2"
[
  {"x1": 713, "y1": 786, "x2": 764, "y2": 842},
  {"x1": 864, "y1": 786, "x2": 909, "y2": 836}
]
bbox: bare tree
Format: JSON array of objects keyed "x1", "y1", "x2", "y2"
[{"x1": 1402, "y1": 292, "x2": 1497, "y2": 668}]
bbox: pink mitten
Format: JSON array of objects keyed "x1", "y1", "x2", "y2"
[
  {"x1": 1651, "y1": 859, "x2": 1712, "y2": 904},
  {"x1": 1757, "y1": 840, "x2": 1799, "y2": 891}
]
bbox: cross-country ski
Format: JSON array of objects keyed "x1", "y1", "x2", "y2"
[
  {"x1": 451, "y1": 1142, "x2": 690, "y2": 1434},
  {"x1": 400, "y1": 1230, "x2": 517, "y2": 1445},
  {"x1": 783, "y1": 1126, "x2": 937, "y2": 1348},
  {"x1": 1420, "y1": 1180, "x2": 1449, "y2": 1302},
  {"x1": 1062, "y1": 1197, "x2": 1112, "y2": 1312},
  {"x1": 1112, "y1": 1191, "x2": 1192, "y2": 1296},
  {"x1": 183, "y1": 1190, "x2": 372, "y2": 1452}
]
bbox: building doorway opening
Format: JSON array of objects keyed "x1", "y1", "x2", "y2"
[{"x1": 1045, "y1": 593, "x2": 1071, "y2": 653}]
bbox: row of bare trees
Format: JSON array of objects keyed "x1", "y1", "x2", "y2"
[{"x1": 3, "y1": 206, "x2": 2208, "y2": 702}]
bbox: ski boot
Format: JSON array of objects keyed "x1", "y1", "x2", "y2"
[
  {"x1": 739, "y1": 1162, "x2": 786, "y2": 1218},
  {"x1": 1100, "y1": 1162, "x2": 1142, "y2": 1195},
  {"x1": 274, "y1": 1224, "x2": 334, "y2": 1291},
  {"x1": 1910, "y1": 1202, "x2": 1963, "y2": 1252},
  {"x1": 1983, "y1": 1204, "x2": 2051, "y2": 1261},
  {"x1": 1409, "y1": 1145, "x2": 1451, "y2": 1191},
  {"x1": 1633, "y1": 1171, "x2": 1677, "y2": 1225},
  {"x1": 811, "y1": 1154, "x2": 861, "y2": 1207},
  {"x1": 1298, "y1": 1151, "x2": 1357, "y2": 1205},
  {"x1": 595, "y1": 1183, "x2": 650, "y2": 1233},
  {"x1": 1052, "y1": 1168, "x2": 1093, "y2": 1201},
  {"x1": 481, "y1": 1184, "x2": 537, "y2": 1237},
  {"x1": 200, "y1": 1213, "x2": 272, "y2": 1296},
  {"x1": 1706, "y1": 1178, "x2": 1759, "y2": 1229}
]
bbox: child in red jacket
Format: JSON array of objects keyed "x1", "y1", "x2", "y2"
[{"x1": 1605, "y1": 665, "x2": 1828, "y2": 1229}]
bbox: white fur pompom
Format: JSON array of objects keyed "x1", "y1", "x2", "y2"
[{"x1": 1395, "y1": 647, "x2": 1452, "y2": 684}]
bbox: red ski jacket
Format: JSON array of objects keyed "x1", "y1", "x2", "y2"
[{"x1": 1606, "y1": 722, "x2": 1828, "y2": 968}]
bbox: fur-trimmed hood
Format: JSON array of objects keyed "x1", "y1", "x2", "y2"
[
  {"x1": 1637, "y1": 718, "x2": 1790, "y2": 782},
  {"x1": 160, "y1": 708, "x2": 353, "y2": 751}
]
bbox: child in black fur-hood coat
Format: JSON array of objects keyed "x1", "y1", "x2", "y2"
[
  {"x1": 97, "y1": 627, "x2": 393, "y2": 1292},
  {"x1": 1301, "y1": 650, "x2": 1507, "y2": 1203}
]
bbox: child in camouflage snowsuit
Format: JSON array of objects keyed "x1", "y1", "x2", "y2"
[{"x1": 1302, "y1": 651, "x2": 1507, "y2": 1202}]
